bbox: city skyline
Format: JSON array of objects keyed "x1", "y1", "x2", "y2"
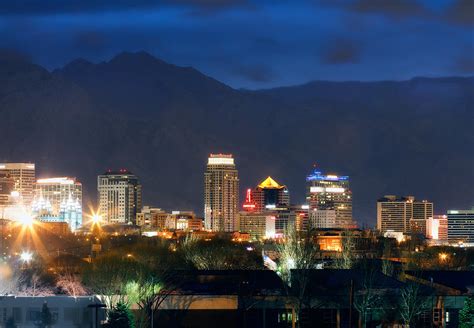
[
  {"x1": 0, "y1": 158, "x2": 466, "y2": 230},
  {"x1": 0, "y1": 2, "x2": 473, "y2": 327}
]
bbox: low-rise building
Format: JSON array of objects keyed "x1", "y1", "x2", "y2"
[
  {"x1": 0, "y1": 296, "x2": 104, "y2": 328},
  {"x1": 239, "y1": 211, "x2": 276, "y2": 240}
]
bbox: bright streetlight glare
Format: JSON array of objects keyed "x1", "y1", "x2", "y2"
[
  {"x1": 19, "y1": 215, "x2": 34, "y2": 227},
  {"x1": 92, "y1": 214, "x2": 102, "y2": 224},
  {"x1": 20, "y1": 251, "x2": 33, "y2": 263}
]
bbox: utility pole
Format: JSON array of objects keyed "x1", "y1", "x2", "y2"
[{"x1": 349, "y1": 279, "x2": 353, "y2": 328}]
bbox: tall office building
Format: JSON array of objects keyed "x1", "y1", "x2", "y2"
[
  {"x1": 0, "y1": 173, "x2": 15, "y2": 206},
  {"x1": 98, "y1": 170, "x2": 142, "y2": 224},
  {"x1": 306, "y1": 169, "x2": 353, "y2": 228},
  {"x1": 377, "y1": 195, "x2": 433, "y2": 234},
  {"x1": 34, "y1": 177, "x2": 82, "y2": 215},
  {"x1": 252, "y1": 176, "x2": 290, "y2": 211},
  {"x1": 0, "y1": 163, "x2": 35, "y2": 206},
  {"x1": 447, "y1": 208, "x2": 474, "y2": 246},
  {"x1": 204, "y1": 154, "x2": 239, "y2": 232}
]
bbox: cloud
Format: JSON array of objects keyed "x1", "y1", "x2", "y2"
[
  {"x1": 444, "y1": 0, "x2": 474, "y2": 26},
  {"x1": 232, "y1": 64, "x2": 275, "y2": 82},
  {"x1": 322, "y1": 38, "x2": 361, "y2": 65},
  {"x1": 350, "y1": 0, "x2": 427, "y2": 18},
  {"x1": 0, "y1": 0, "x2": 249, "y2": 16}
]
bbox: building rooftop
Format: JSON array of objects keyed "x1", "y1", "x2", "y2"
[
  {"x1": 406, "y1": 270, "x2": 474, "y2": 295},
  {"x1": 102, "y1": 169, "x2": 134, "y2": 175},
  {"x1": 257, "y1": 176, "x2": 285, "y2": 189},
  {"x1": 207, "y1": 154, "x2": 235, "y2": 166},
  {"x1": 36, "y1": 177, "x2": 80, "y2": 185},
  {"x1": 306, "y1": 169, "x2": 348, "y2": 182},
  {"x1": 170, "y1": 270, "x2": 286, "y2": 296},
  {"x1": 377, "y1": 195, "x2": 415, "y2": 202}
]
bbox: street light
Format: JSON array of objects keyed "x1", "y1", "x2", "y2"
[
  {"x1": 92, "y1": 214, "x2": 102, "y2": 225},
  {"x1": 20, "y1": 251, "x2": 33, "y2": 263},
  {"x1": 439, "y1": 253, "x2": 448, "y2": 261}
]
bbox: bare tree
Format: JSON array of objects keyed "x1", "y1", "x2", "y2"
[
  {"x1": 334, "y1": 230, "x2": 355, "y2": 269},
  {"x1": 56, "y1": 272, "x2": 88, "y2": 297},
  {"x1": 399, "y1": 281, "x2": 430, "y2": 327},
  {"x1": 181, "y1": 234, "x2": 262, "y2": 270},
  {"x1": 276, "y1": 225, "x2": 319, "y2": 328},
  {"x1": 0, "y1": 273, "x2": 18, "y2": 295},
  {"x1": 82, "y1": 255, "x2": 139, "y2": 308},
  {"x1": 354, "y1": 266, "x2": 383, "y2": 328}
]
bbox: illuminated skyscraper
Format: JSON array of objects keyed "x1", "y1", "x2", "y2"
[
  {"x1": 377, "y1": 195, "x2": 433, "y2": 234},
  {"x1": 204, "y1": 154, "x2": 239, "y2": 232},
  {"x1": 377, "y1": 196, "x2": 414, "y2": 234},
  {"x1": 306, "y1": 169, "x2": 353, "y2": 228},
  {"x1": 98, "y1": 170, "x2": 142, "y2": 224},
  {"x1": 0, "y1": 163, "x2": 35, "y2": 206},
  {"x1": 447, "y1": 208, "x2": 474, "y2": 246},
  {"x1": 252, "y1": 176, "x2": 289, "y2": 211}
]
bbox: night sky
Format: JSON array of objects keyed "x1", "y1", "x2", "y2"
[{"x1": 0, "y1": 0, "x2": 472, "y2": 89}]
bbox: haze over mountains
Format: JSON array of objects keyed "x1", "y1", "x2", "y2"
[{"x1": 0, "y1": 50, "x2": 473, "y2": 225}]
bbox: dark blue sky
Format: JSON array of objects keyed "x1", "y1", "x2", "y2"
[{"x1": 0, "y1": 0, "x2": 472, "y2": 88}]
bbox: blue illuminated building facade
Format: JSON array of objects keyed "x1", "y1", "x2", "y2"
[{"x1": 306, "y1": 169, "x2": 354, "y2": 228}]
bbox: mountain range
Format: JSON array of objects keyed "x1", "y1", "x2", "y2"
[{"x1": 0, "y1": 50, "x2": 473, "y2": 226}]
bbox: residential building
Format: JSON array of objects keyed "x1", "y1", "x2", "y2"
[
  {"x1": 0, "y1": 163, "x2": 35, "y2": 206},
  {"x1": 204, "y1": 154, "x2": 239, "y2": 232},
  {"x1": 98, "y1": 169, "x2": 142, "y2": 224},
  {"x1": 377, "y1": 195, "x2": 433, "y2": 234},
  {"x1": 306, "y1": 169, "x2": 353, "y2": 228}
]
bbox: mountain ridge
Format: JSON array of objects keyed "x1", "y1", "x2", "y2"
[{"x1": 0, "y1": 50, "x2": 473, "y2": 225}]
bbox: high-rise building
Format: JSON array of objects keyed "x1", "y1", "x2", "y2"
[
  {"x1": 377, "y1": 195, "x2": 433, "y2": 234},
  {"x1": 252, "y1": 177, "x2": 289, "y2": 211},
  {"x1": 410, "y1": 200, "x2": 434, "y2": 235},
  {"x1": 0, "y1": 173, "x2": 15, "y2": 206},
  {"x1": 98, "y1": 170, "x2": 142, "y2": 224},
  {"x1": 447, "y1": 208, "x2": 474, "y2": 246},
  {"x1": 34, "y1": 177, "x2": 82, "y2": 215},
  {"x1": 0, "y1": 163, "x2": 35, "y2": 206},
  {"x1": 306, "y1": 169, "x2": 353, "y2": 228},
  {"x1": 204, "y1": 154, "x2": 239, "y2": 232}
]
